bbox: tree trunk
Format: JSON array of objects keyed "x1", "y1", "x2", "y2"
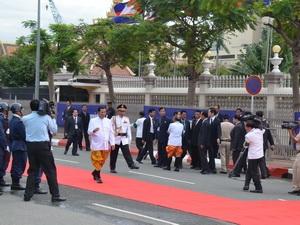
[
  {"x1": 187, "y1": 77, "x2": 197, "y2": 107},
  {"x1": 47, "y1": 67, "x2": 55, "y2": 102},
  {"x1": 104, "y1": 67, "x2": 116, "y2": 104},
  {"x1": 290, "y1": 47, "x2": 300, "y2": 111}
]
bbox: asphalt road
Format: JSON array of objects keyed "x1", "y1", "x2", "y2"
[{"x1": 0, "y1": 146, "x2": 296, "y2": 225}]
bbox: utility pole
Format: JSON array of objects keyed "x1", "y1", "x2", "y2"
[{"x1": 34, "y1": 0, "x2": 41, "y2": 99}]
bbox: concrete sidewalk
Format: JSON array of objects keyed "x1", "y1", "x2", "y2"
[{"x1": 51, "y1": 132, "x2": 294, "y2": 179}]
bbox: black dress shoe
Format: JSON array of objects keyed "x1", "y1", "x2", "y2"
[
  {"x1": 51, "y1": 196, "x2": 66, "y2": 202},
  {"x1": 0, "y1": 180, "x2": 10, "y2": 186},
  {"x1": 250, "y1": 189, "x2": 263, "y2": 193},
  {"x1": 110, "y1": 169, "x2": 117, "y2": 173},
  {"x1": 34, "y1": 187, "x2": 48, "y2": 194},
  {"x1": 0, "y1": 191, "x2": 2, "y2": 195},
  {"x1": 243, "y1": 185, "x2": 249, "y2": 191},
  {"x1": 23, "y1": 196, "x2": 31, "y2": 202},
  {"x1": 163, "y1": 166, "x2": 171, "y2": 171},
  {"x1": 96, "y1": 177, "x2": 103, "y2": 184},
  {"x1": 288, "y1": 190, "x2": 300, "y2": 194},
  {"x1": 130, "y1": 164, "x2": 139, "y2": 169},
  {"x1": 92, "y1": 170, "x2": 97, "y2": 180},
  {"x1": 195, "y1": 167, "x2": 201, "y2": 170},
  {"x1": 190, "y1": 166, "x2": 196, "y2": 169},
  {"x1": 79, "y1": 148, "x2": 83, "y2": 151},
  {"x1": 220, "y1": 171, "x2": 227, "y2": 174},
  {"x1": 174, "y1": 167, "x2": 179, "y2": 172},
  {"x1": 86, "y1": 149, "x2": 91, "y2": 151},
  {"x1": 11, "y1": 183, "x2": 26, "y2": 190},
  {"x1": 72, "y1": 153, "x2": 79, "y2": 156},
  {"x1": 201, "y1": 170, "x2": 210, "y2": 174},
  {"x1": 64, "y1": 151, "x2": 67, "y2": 155},
  {"x1": 261, "y1": 174, "x2": 267, "y2": 179},
  {"x1": 212, "y1": 169, "x2": 217, "y2": 174},
  {"x1": 229, "y1": 173, "x2": 240, "y2": 178},
  {"x1": 153, "y1": 164, "x2": 160, "y2": 167},
  {"x1": 136, "y1": 160, "x2": 143, "y2": 164}
]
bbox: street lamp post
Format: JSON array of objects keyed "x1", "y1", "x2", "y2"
[{"x1": 34, "y1": 0, "x2": 41, "y2": 99}]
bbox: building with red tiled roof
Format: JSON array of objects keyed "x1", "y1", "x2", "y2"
[{"x1": 0, "y1": 41, "x2": 18, "y2": 57}]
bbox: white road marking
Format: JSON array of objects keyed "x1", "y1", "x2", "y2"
[
  {"x1": 92, "y1": 203, "x2": 180, "y2": 225},
  {"x1": 54, "y1": 158, "x2": 79, "y2": 164},
  {"x1": 128, "y1": 171, "x2": 195, "y2": 184}
]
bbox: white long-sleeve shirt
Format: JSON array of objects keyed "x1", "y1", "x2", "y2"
[
  {"x1": 131, "y1": 117, "x2": 145, "y2": 138},
  {"x1": 88, "y1": 116, "x2": 115, "y2": 151},
  {"x1": 111, "y1": 115, "x2": 132, "y2": 145},
  {"x1": 245, "y1": 128, "x2": 265, "y2": 159},
  {"x1": 167, "y1": 121, "x2": 183, "y2": 146}
]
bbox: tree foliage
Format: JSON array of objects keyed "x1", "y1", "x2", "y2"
[{"x1": 137, "y1": 0, "x2": 257, "y2": 106}]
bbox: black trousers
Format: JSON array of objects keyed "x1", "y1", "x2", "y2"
[
  {"x1": 208, "y1": 145, "x2": 216, "y2": 171},
  {"x1": 78, "y1": 131, "x2": 90, "y2": 150},
  {"x1": 65, "y1": 131, "x2": 79, "y2": 155},
  {"x1": 110, "y1": 143, "x2": 135, "y2": 170},
  {"x1": 232, "y1": 149, "x2": 248, "y2": 175},
  {"x1": 156, "y1": 141, "x2": 168, "y2": 166},
  {"x1": 199, "y1": 146, "x2": 210, "y2": 172},
  {"x1": 24, "y1": 142, "x2": 60, "y2": 199},
  {"x1": 10, "y1": 150, "x2": 27, "y2": 181},
  {"x1": 245, "y1": 157, "x2": 263, "y2": 190},
  {"x1": 191, "y1": 145, "x2": 201, "y2": 168},
  {"x1": 258, "y1": 149, "x2": 270, "y2": 176},
  {"x1": 136, "y1": 133, "x2": 156, "y2": 164},
  {"x1": 135, "y1": 137, "x2": 144, "y2": 159}
]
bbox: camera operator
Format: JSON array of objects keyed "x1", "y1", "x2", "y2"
[
  {"x1": 243, "y1": 117, "x2": 265, "y2": 193},
  {"x1": 287, "y1": 117, "x2": 300, "y2": 195},
  {"x1": 22, "y1": 99, "x2": 65, "y2": 202}
]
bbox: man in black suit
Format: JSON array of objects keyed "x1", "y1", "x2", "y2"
[
  {"x1": 136, "y1": 108, "x2": 157, "y2": 164},
  {"x1": 155, "y1": 107, "x2": 171, "y2": 167},
  {"x1": 214, "y1": 105, "x2": 224, "y2": 121},
  {"x1": 63, "y1": 101, "x2": 74, "y2": 139},
  {"x1": 190, "y1": 110, "x2": 202, "y2": 170},
  {"x1": 64, "y1": 109, "x2": 83, "y2": 156},
  {"x1": 199, "y1": 111, "x2": 211, "y2": 174},
  {"x1": 208, "y1": 107, "x2": 221, "y2": 173},
  {"x1": 230, "y1": 114, "x2": 247, "y2": 177},
  {"x1": 179, "y1": 110, "x2": 191, "y2": 168},
  {"x1": 78, "y1": 104, "x2": 91, "y2": 151},
  {"x1": 106, "y1": 101, "x2": 115, "y2": 119}
]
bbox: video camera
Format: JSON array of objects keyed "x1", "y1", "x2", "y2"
[
  {"x1": 242, "y1": 113, "x2": 263, "y2": 129},
  {"x1": 281, "y1": 121, "x2": 298, "y2": 130},
  {"x1": 37, "y1": 99, "x2": 55, "y2": 116}
]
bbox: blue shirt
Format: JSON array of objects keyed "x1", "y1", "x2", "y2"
[{"x1": 22, "y1": 111, "x2": 57, "y2": 142}]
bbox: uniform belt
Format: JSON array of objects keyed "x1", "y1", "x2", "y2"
[
  {"x1": 117, "y1": 133, "x2": 127, "y2": 136},
  {"x1": 221, "y1": 139, "x2": 231, "y2": 142}
]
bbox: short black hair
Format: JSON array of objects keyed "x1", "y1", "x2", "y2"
[
  {"x1": 82, "y1": 104, "x2": 87, "y2": 108},
  {"x1": 209, "y1": 107, "x2": 216, "y2": 115},
  {"x1": 139, "y1": 111, "x2": 145, "y2": 117},
  {"x1": 107, "y1": 101, "x2": 112, "y2": 105},
  {"x1": 173, "y1": 111, "x2": 179, "y2": 116},
  {"x1": 234, "y1": 114, "x2": 243, "y2": 121},
  {"x1": 195, "y1": 110, "x2": 201, "y2": 113},
  {"x1": 30, "y1": 99, "x2": 39, "y2": 111},
  {"x1": 201, "y1": 111, "x2": 208, "y2": 118},
  {"x1": 159, "y1": 107, "x2": 165, "y2": 112},
  {"x1": 256, "y1": 111, "x2": 264, "y2": 118},
  {"x1": 97, "y1": 106, "x2": 106, "y2": 112},
  {"x1": 180, "y1": 110, "x2": 187, "y2": 114},
  {"x1": 148, "y1": 108, "x2": 155, "y2": 113},
  {"x1": 223, "y1": 114, "x2": 230, "y2": 120},
  {"x1": 236, "y1": 108, "x2": 243, "y2": 112}
]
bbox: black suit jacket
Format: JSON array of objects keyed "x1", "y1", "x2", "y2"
[
  {"x1": 66, "y1": 116, "x2": 83, "y2": 136},
  {"x1": 142, "y1": 117, "x2": 157, "y2": 142},
  {"x1": 230, "y1": 122, "x2": 246, "y2": 151},
  {"x1": 209, "y1": 117, "x2": 221, "y2": 145},
  {"x1": 191, "y1": 119, "x2": 202, "y2": 146},
  {"x1": 63, "y1": 106, "x2": 74, "y2": 121},
  {"x1": 157, "y1": 116, "x2": 171, "y2": 143},
  {"x1": 198, "y1": 119, "x2": 210, "y2": 146},
  {"x1": 262, "y1": 121, "x2": 274, "y2": 149},
  {"x1": 78, "y1": 111, "x2": 90, "y2": 133},
  {"x1": 181, "y1": 119, "x2": 191, "y2": 146}
]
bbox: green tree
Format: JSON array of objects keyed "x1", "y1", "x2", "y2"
[
  {"x1": 0, "y1": 49, "x2": 47, "y2": 87},
  {"x1": 137, "y1": 0, "x2": 257, "y2": 106},
  {"x1": 16, "y1": 21, "x2": 83, "y2": 101},
  {"x1": 254, "y1": 0, "x2": 300, "y2": 109},
  {"x1": 73, "y1": 18, "x2": 154, "y2": 103}
]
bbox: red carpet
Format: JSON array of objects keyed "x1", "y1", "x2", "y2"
[
  {"x1": 52, "y1": 165, "x2": 299, "y2": 225},
  {"x1": 7, "y1": 159, "x2": 297, "y2": 224}
]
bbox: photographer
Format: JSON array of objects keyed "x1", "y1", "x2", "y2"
[
  {"x1": 22, "y1": 99, "x2": 65, "y2": 202},
  {"x1": 287, "y1": 117, "x2": 300, "y2": 195},
  {"x1": 243, "y1": 118, "x2": 265, "y2": 193}
]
